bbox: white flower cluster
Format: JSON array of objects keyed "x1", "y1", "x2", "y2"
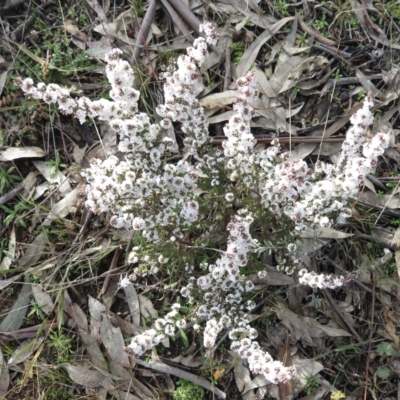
[
  {"x1": 125, "y1": 303, "x2": 185, "y2": 356},
  {"x1": 231, "y1": 337, "x2": 295, "y2": 383},
  {"x1": 16, "y1": 21, "x2": 391, "y2": 386},
  {"x1": 298, "y1": 269, "x2": 348, "y2": 289},
  {"x1": 156, "y1": 22, "x2": 217, "y2": 155}
]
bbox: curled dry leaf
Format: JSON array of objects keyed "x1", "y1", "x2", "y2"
[
  {"x1": 64, "y1": 20, "x2": 88, "y2": 42},
  {"x1": 0, "y1": 146, "x2": 46, "y2": 161}
]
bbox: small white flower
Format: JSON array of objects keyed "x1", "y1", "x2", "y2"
[
  {"x1": 225, "y1": 192, "x2": 234, "y2": 202},
  {"x1": 118, "y1": 274, "x2": 131, "y2": 290}
]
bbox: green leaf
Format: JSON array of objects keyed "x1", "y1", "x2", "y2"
[
  {"x1": 179, "y1": 328, "x2": 189, "y2": 349},
  {"x1": 376, "y1": 366, "x2": 390, "y2": 379},
  {"x1": 376, "y1": 342, "x2": 393, "y2": 356}
]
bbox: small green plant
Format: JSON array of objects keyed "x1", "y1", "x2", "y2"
[
  {"x1": 48, "y1": 330, "x2": 75, "y2": 362},
  {"x1": 231, "y1": 41, "x2": 246, "y2": 65},
  {"x1": 332, "y1": 69, "x2": 343, "y2": 79},
  {"x1": 27, "y1": 299, "x2": 47, "y2": 320},
  {"x1": 130, "y1": 0, "x2": 146, "y2": 17},
  {"x1": 0, "y1": 165, "x2": 22, "y2": 195},
  {"x1": 297, "y1": 32, "x2": 309, "y2": 46},
  {"x1": 45, "y1": 150, "x2": 68, "y2": 177},
  {"x1": 304, "y1": 376, "x2": 319, "y2": 395},
  {"x1": 314, "y1": 13, "x2": 329, "y2": 30},
  {"x1": 376, "y1": 366, "x2": 391, "y2": 379},
  {"x1": 275, "y1": 0, "x2": 289, "y2": 16},
  {"x1": 357, "y1": 89, "x2": 367, "y2": 101},
  {"x1": 0, "y1": 198, "x2": 32, "y2": 227},
  {"x1": 376, "y1": 342, "x2": 393, "y2": 357},
  {"x1": 173, "y1": 379, "x2": 205, "y2": 400}
]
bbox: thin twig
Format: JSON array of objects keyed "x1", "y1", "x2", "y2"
[
  {"x1": 322, "y1": 289, "x2": 362, "y2": 342},
  {"x1": 326, "y1": 258, "x2": 385, "y2": 304},
  {"x1": 363, "y1": 270, "x2": 376, "y2": 400},
  {"x1": 132, "y1": 0, "x2": 157, "y2": 64},
  {"x1": 98, "y1": 248, "x2": 122, "y2": 298}
]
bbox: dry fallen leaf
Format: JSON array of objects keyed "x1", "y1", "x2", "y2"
[
  {"x1": 64, "y1": 19, "x2": 88, "y2": 42},
  {"x1": 7, "y1": 337, "x2": 45, "y2": 366},
  {"x1": 0, "y1": 55, "x2": 10, "y2": 97},
  {"x1": 0, "y1": 227, "x2": 15, "y2": 270},
  {"x1": 123, "y1": 284, "x2": 140, "y2": 326},
  {"x1": 32, "y1": 283, "x2": 54, "y2": 316},
  {"x1": 279, "y1": 56, "x2": 331, "y2": 93},
  {"x1": 85, "y1": 0, "x2": 107, "y2": 21},
  {"x1": 277, "y1": 307, "x2": 351, "y2": 345},
  {"x1": 61, "y1": 363, "x2": 115, "y2": 390},
  {"x1": 0, "y1": 147, "x2": 46, "y2": 161},
  {"x1": 0, "y1": 344, "x2": 9, "y2": 398},
  {"x1": 138, "y1": 294, "x2": 159, "y2": 318}
]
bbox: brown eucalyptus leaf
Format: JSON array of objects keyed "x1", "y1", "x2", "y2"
[
  {"x1": 0, "y1": 56, "x2": 9, "y2": 97},
  {"x1": 33, "y1": 161, "x2": 72, "y2": 194},
  {"x1": 279, "y1": 56, "x2": 331, "y2": 93},
  {"x1": 80, "y1": 332, "x2": 108, "y2": 371},
  {"x1": 360, "y1": 192, "x2": 400, "y2": 209},
  {"x1": 301, "y1": 227, "x2": 354, "y2": 240},
  {"x1": 129, "y1": 376, "x2": 156, "y2": 400},
  {"x1": 109, "y1": 390, "x2": 141, "y2": 400},
  {"x1": 355, "y1": 68, "x2": 379, "y2": 97},
  {"x1": 31, "y1": 283, "x2": 54, "y2": 315},
  {"x1": 0, "y1": 275, "x2": 31, "y2": 332},
  {"x1": 124, "y1": 284, "x2": 140, "y2": 326},
  {"x1": 288, "y1": 143, "x2": 317, "y2": 160},
  {"x1": 138, "y1": 294, "x2": 158, "y2": 318},
  {"x1": 231, "y1": 352, "x2": 252, "y2": 392},
  {"x1": 200, "y1": 90, "x2": 238, "y2": 111},
  {"x1": 277, "y1": 307, "x2": 351, "y2": 344},
  {"x1": 268, "y1": 56, "x2": 305, "y2": 97},
  {"x1": 93, "y1": 10, "x2": 136, "y2": 46},
  {"x1": 0, "y1": 147, "x2": 46, "y2": 161},
  {"x1": 236, "y1": 17, "x2": 294, "y2": 77},
  {"x1": 100, "y1": 314, "x2": 130, "y2": 365},
  {"x1": 61, "y1": 363, "x2": 115, "y2": 390},
  {"x1": 0, "y1": 227, "x2": 15, "y2": 270},
  {"x1": 7, "y1": 337, "x2": 45, "y2": 365},
  {"x1": 292, "y1": 359, "x2": 325, "y2": 393},
  {"x1": 70, "y1": 303, "x2": 89, "y2": 332},
  {"x1": 0, "y1": 345, "x2": 9, "y2": 398},
  {"x1": 64, "y1": 20, "x2": 88, "y2": 42},
  {"x1": 85, "y1": 0, "x2": 107, "y2": 21},
  {"x1": 170, "y1": 354, "x2": 203, "y2": 368}
]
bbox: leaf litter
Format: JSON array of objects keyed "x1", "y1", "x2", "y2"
[{"x1": 1, "y1": 0, "x2": 400, "y2": 398}]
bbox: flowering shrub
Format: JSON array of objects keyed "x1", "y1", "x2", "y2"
[{"x1": 16, "y1": 22, "x2": 390, "y2": 384}]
